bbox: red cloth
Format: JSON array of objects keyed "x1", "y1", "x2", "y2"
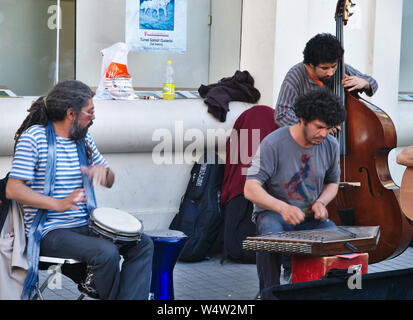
[{"x1": 220, "y1": 105, "x2": 279, "y2": 206}]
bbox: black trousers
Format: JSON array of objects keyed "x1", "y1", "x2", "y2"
[{"x1": 40, "y1": 225, "x2": 154, "y2": 300}]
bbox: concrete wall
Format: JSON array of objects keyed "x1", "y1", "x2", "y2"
[
  {"x1": 399, "y1": 0, "x2": 413, "y2": 93},
  {"x1": 240, "y1": 0, "x2": 277, "y2": 106},
  {"x1": 0, "y1": 98, "x2": 252, "y2": 231}
]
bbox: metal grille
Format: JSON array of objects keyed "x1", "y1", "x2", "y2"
[{"x1": 242, "y1": 240, "x2": 312, "y2": 254}]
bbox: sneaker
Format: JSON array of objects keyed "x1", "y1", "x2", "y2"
[
  {"x1": 254, "y1": 292, "x2": 262, "y2": 300},
  {"x1": 77, "y1": 268, "x2": 100, "y2": 299},
  {"x1": 78, "y1": 282, "x2": 100, "y2": 299}
]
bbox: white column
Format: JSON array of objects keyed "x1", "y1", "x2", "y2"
[{"x1": 240, "y1": 0, "x2": 277, "y2": 106}]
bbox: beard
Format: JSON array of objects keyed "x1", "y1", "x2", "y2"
[
  {"x1": 70, "y1": 119, "x2": 93, "y2": 141},
  {"x1": 322, "y1": 76, "x2": 334, "y2": 90},
  {"x1": 303, "y1": 125, "x2": 324, "y2": 146}
]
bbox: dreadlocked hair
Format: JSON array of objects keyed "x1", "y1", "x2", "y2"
[
  {"x1": 14, "y1": 80, "x2": 95, "y2": 163},
  {"x1": 14, "y1": 96, "x2": 49, "y2": 151},
  {"x1": 83, "y1": 138, "x2": 94, "y2": 166}
]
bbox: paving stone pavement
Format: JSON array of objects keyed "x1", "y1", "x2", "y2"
[{"x1": 36, "y1": 247, "x2": 413, "y2": 300}]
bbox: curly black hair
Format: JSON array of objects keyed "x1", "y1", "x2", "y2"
[
  {"x1": 303, "y1": 33, "x2": 344, "y2": 66},
  {"x1": 294, "y1": 87, "x2": 346, "y2": 127}
]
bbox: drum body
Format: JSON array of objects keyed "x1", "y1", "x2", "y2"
[
  {"x1": 89, "y1": 207, "x2": 143, "y2": 246},
  {"x1": 146, "y1": 229, "x2": 188, "y2": 300}
]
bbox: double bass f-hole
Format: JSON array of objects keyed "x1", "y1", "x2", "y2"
[{"x1": 358, "y1": 166, "x2": 383, "y2": 199}]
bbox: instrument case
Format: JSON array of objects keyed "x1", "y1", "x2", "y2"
[{"x1": 262, "y1": 267, "x2": 413, "y2": 299}]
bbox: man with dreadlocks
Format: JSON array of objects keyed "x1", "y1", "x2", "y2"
[{"x1": 6, "y1": 80, "x2": 153, "y2": 300}]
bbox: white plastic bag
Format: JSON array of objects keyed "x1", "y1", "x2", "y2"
[{"x1": 96, "y1": 42, "x2": 136, "y2": 100}]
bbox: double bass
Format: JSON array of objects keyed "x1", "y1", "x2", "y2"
[{"x1": 327, "y1": 0, "x2": 413, "y2": 263}]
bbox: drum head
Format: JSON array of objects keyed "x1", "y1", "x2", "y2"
[
  {"x1": 91, "y1": 207, "x2": 143, "y2": 237},
  {"x1": 146, "y1": 229, "x2": 187, "y2": 242},
  {"x1": 146, "y1": 229, "x2": 185, "y2": 238}
]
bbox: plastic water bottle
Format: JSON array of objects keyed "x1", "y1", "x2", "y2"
[{"x1": 163, "y1": 60, "x2": 175, "y2": 100}]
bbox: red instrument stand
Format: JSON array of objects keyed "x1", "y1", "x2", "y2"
[{"x1": 291, "y1": 253, "x2": 368, "y2": 283}]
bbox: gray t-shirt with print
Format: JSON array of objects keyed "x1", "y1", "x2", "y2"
[{"x1": 247, "y1": 126, "x2": 340, "y2": 221}]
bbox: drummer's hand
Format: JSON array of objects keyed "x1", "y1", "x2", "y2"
[
  {"x1": 342, "y1": 75, "x2": 370, "y2": 92},
  {"x1": 81, "y1": 165, "x2": 107, "y2": 187},
  {"x1": 312, "y1": 200, "x2": 328, "y2": 221},
  {"x1": 55, "y1": 188, "x2": 86, "y2": 212},
  {"x1": 280, "y1": 204, "x2": 305, "y2": 226}
]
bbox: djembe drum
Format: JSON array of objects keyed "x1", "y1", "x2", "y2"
[
  {"x1": 89, "y1": 207, "x2": 143, "y2": 246},
  {"x1": 146, "y1": 229, "x2": 188, "y2": 300}
]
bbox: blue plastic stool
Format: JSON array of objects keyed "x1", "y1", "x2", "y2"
[{"x1": 147, "y1": 229, "x2": 187, "y2": 300}]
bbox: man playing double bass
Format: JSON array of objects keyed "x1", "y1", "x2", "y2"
[{"x1": 275, "y1": 33, "x2": 378, "y2": 127}]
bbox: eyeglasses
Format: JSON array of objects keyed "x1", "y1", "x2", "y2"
[{"x1": 81, "y1": 110, "x2": 95, "y2": 117}]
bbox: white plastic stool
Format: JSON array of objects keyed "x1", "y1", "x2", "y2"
[{"x1": 34, "y1": 256, "x2": 86, "y2": 300}]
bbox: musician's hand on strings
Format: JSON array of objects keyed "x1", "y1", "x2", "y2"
[
  {"x1": 81, "y1": 165, "x2": 107, "y2": 187},
  {"x1": 342, "y1": 75, "x2": 370, "y2": 93},
  {"x1": 281, "y1": 205, "x2": 305, "y2": 226},
  {"x1": 56, "y1": 188, "x2": 86, "y2": 212},
  {"x1": 329, "y1": 125, "x2": 341, "y2": 136},
  {"x1": 312, "y1": 200, "x2": 328, "y2": 221}
]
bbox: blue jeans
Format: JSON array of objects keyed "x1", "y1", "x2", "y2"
[
  {"x1": 255, "y1": 210, "x2": 336, "y2": 291},
  {"x1": 40, "y1": 225, "x2": 154, "y2": 300}
]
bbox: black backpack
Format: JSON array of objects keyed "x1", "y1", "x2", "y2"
[
  {"x1": 169, "y1": 152, "x2": 225, "y2": 262},
  {"x1": 222, "y1": 193, "x2": 256, "y2": 264}
]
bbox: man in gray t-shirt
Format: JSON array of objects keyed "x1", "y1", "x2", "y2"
[{"x1": 245, "y1": 88, "x2": 346, "y2": 292}]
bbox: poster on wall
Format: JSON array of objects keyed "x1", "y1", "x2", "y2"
[{"x1": 125, "y1": 0, "x2": 187, "y2": 53}]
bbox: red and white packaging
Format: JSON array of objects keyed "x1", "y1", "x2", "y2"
[{"x1": 96, "y1": 42, "x2": 136, "y2": 100}]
